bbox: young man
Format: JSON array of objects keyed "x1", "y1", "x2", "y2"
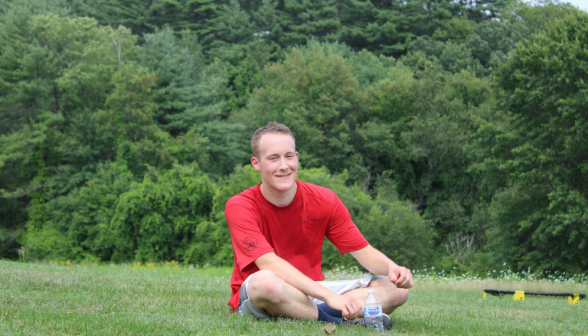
[{"x1": 225, "y1": 122, "x2": 412, "y2": 328}]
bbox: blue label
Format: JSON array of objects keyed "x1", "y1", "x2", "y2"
[{"x1": 364, "y1": 306, "x2": 381, "y2": 317}]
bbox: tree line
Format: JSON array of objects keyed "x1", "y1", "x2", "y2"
[{"x1": 0, "y1": 0, "x2": 586, "y2": 276}]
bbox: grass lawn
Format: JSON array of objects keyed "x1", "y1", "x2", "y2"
[{"x1": 1, "y1": 261, "x2": 587, "y2": 335}]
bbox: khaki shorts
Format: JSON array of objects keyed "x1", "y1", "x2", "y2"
[{"x1": 238, "y1": 273, "x2": 386, "y2": 318}]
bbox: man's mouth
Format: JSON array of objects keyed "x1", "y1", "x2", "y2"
[{"x1": 275, "y1": 173, "x2": 291, "y2": 178}]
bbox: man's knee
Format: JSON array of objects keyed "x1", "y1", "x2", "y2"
[
  {"x1": 247, "y1": 270, "x2": 287, "y2": 305},
  {"x1": 369, "y1": 277, "x2": 409, "y2": 311},
  {"x1": 390, "y1": 288, "x2": 409, "y2": 307}
]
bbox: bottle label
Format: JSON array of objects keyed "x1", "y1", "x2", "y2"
[{"x1": 364, "y1": 305, "x2": 382, "y2": 317}]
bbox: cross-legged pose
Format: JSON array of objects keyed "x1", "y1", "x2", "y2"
[{"x1": 225, "y1": 122, "x2": 412, "y2": 329}]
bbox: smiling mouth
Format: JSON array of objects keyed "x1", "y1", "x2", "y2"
[{"x1": 275, "y1": 173, "x2": 291, "y2": 178}]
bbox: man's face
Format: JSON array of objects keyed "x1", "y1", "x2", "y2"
[{"x1": 251, "y1": 133, "x2": 298, "y2": 193}]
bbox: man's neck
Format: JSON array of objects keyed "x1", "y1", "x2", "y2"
[{"x1": 260, "y1": 181, "x2": 298, "y2": 207}]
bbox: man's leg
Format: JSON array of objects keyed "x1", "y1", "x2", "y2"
[
  {"x1": 342, "y1": 277, "x2": 409, "y2": 316},
  {"x1": 246, "y1": 270, "x2": 319, "y2": 320}
]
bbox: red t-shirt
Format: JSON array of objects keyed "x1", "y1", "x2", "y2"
[{"x1": 225, "y1": 180, "x2": 368, "y2": 310}]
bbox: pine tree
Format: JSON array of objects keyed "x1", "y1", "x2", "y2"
[
  {"x1": 69, "y1": 0, "x2": 154, "y2": 37},
  {"x1": 338, "y1": 0, "x2": 465, "y2": 57},
  {"x1": 138, "y1": 28, "x2": 249, "y2": 178},
  {"x1": 147, "y1": 0, "x2": 227, "y2": 51},
  {"x1": 269, "y1": 0, "x2": 341, "y2": 47}
]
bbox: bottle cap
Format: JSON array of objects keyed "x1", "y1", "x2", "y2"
[{"x1": 367, "y1": 289, "x2": 375, "y2": 293}]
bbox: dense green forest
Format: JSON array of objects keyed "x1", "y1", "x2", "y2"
[{"x1": 1, "y1": 0, "x2": 587, "y2": 276}]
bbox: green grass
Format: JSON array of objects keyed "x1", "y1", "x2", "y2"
[{"x1": 1, "y1": 261, "x2": 587, "y2": 335}]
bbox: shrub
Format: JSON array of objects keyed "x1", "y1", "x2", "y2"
[
  {"x1": 110, "y1": 164, "x2": 215, "y2": 262},
  {"x1": 22, "y1": 162, "x2": 134, "y2": 261}
]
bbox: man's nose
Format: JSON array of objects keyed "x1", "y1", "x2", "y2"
[{"x1": 278, "y1": 157, "x2": 289, "y2": 170}]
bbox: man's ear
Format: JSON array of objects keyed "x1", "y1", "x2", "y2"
[{"x1": 251, "y1": 156, "x2": 261, "y2": 172}]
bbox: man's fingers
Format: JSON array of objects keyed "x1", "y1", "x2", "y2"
[
  {"x1": 390, "y1": 267, "x2": 414, "y2": 288},
  {"x1": 329, "y1": 295, "x2": 364, "y2": 320},
  {"x1": 396, "y1": 269, "x2": 413, "y2": 288},
  {"x1": 389, "y1": 267, "x2": 404, "y2": 283},
  {"x1": 347, "y1": 301, "x2": 358, "y2": 320},
  {"x1": 389, "y1": 273, "x2": 398, "y2": 283},
  {"x1": 353, "y1": 299, "x2": 361, "y2": 319},
  {"x1": 348, "y1": 298, "x2": 361, "y2": 320},
  {"x1": 406, "y1": 270, "x2": 414, "y2": 288},
  {"x1": 341, "y1": 306, "x2": 350, "y2": 320},
  {"x1": 404, "y1": 269, "x2": 413, "y2": 288},
  {"x1": 398, "y1": 275, "x2": 409, "y2": 287}
]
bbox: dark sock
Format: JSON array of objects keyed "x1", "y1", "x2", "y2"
[
  {"x1": 316, "y1": 304, "x2": 343, "y2": 323},
  {"x1": 317, "y1": 302, "x2": 343, "y2": 318}
]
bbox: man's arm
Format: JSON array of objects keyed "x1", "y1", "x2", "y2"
[
  {"x1": 350, "y1": 245, "x2": 413, "y2": 288},
  {"x1": 255, "y1": 252, "x2": 362, "y2": 319}
]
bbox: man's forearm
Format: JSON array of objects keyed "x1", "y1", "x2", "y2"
[
  {"x1": 350, "y1": 245, "x2": 413, "y2": 288},
  {"x1": 254, "y1": 252, "x2": 336, "y2": 303},
  {"x1": 350, "y1": 245, "x2": 397, "y2": 275}
]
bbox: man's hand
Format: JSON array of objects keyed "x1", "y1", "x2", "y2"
[
  {"x1": 388, "y1": 265, "x2": 413, "y2": 288},
  {"x1": 350, "y1": 246, "x2": 414, "y2": 288},
  {"x1": 255, "y1": 253, "x2": 363, "y2": 319},
  {"x1": 324, "y1": 294, "x2": 362, "y2": 320}
]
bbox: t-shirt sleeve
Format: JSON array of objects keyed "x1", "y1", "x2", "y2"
[
  {"x1": 225, "y1": 198, "x2": 275, "y2": 272},
  {"x1": 325, "y1": 195, "x2": 369, "y2": 254}
]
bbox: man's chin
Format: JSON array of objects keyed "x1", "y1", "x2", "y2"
[{"x1": 271, "y1": 179, "x2": 296, "y2": 191}]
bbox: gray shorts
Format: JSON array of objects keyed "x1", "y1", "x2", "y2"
[{"x1": 238, "y1": 273, "x2": 386, "y2": 318}]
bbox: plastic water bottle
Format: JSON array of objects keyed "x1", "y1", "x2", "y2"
[{"x1": 363, "y1": 289, "x2": 384, "y2": 331}]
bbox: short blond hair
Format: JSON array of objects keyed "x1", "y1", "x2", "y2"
[{"x1": 251, "y1": 122, "x2": 296, "y2": 158}]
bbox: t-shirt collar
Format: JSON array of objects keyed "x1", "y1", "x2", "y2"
[{"x1": 255, "y1": 180, "x2": 301, "y2": 210}]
